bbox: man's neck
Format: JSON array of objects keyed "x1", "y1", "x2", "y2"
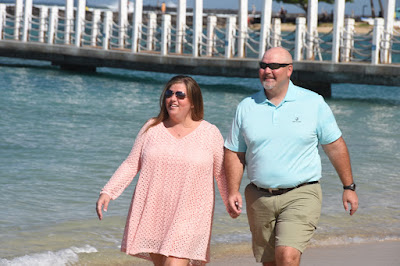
[{"x1": 264, "y1": 85, "x2": 289, "y2": 106}]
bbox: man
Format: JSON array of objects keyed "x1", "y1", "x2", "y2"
[{"x1": 224, "y1": 47, "x2": 358, "y2": 266}]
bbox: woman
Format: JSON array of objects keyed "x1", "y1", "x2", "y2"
[{"x1": 96, "y1": 75, "x2": 228, "y2": 266}]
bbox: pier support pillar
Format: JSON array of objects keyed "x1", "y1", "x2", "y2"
[
  {"x1": 193, "y1": 0, "x2": 203, "y2": 57},
  {"x1": 259, "y1": 0, "x2": 272, "y2": 58},
  {"x1": 332, "y1": 0, "x2": 345, "y2": 62},
  {"x1": 14, "y1": 0, "x2": 23, "y2": 40},
  {"x1": 238, "y1": 0, "x2": 248, "y2": 58},
  {"x1": 74, "y1": 0, "x2": 86, "y2": 47},
  {"x1": 147, "y1": 12, "x2": 157, "y2": 51},
  {"x1": 382, "y1": 0, "x2": 395, "y2": 63},
  {"x1": 271, "y1": 18, "x2": 281, "y2": 47},
  {"x1": 65, "y1": 0, "x2": 74, "y2": 45},
  {"x1": 38, "y1": 6, "x2": 48, "y2": 43},
  {"x1": 22, "y1": 0, "x2": 32, "y2": 42},
  {"x1": 294, "y1": 17, "x2": 306, "y2": 61},
  {"x1": 176, "y1": 0, "x2": 186, "y2": 54},
  {"x1": 341, "y1": 18, "x2": 354, "y2": 62},
  {"x1": 132, "y1": 0, "x2": 143, "y2": 52},
  {"x1": 206, "y1": 16, "x2": 217, "y2": 57},
  {"x1": 103, "y1": 11, "x2": 113, "y2": 50},
  {"x1": 118, "y1": 0, "x2": 128, "y2": 48},
  {"x1": 0, "y1": 4, "x2": 6, "y2": 40},
  {"x1": 225, "y1": 16, "x2": 236, "y2": 58},
  {"x1": 161, "y1": 14, "x2": 171, "y2": 56},
  {"x1": 91, "y1": 9, "x2": 101, "y2": 47},
  {"x1": 372, "y1": 18, "x2": 384, "y2": 65},
  {"x1": 306, "y1": 0, "x2": 318, "y2": 60},
  {"x1": 48, "y1": 7, "x2": 58, "y2": 44}
]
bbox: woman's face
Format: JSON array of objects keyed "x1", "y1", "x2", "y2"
[{"x1": 165, "y1": 83, "x2": 193, "y2": 121}]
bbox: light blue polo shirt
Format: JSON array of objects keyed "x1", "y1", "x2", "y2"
[{"x1": 224, "y1": 81, "x2": 342, "y2": 188}]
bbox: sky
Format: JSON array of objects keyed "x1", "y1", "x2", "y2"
[{"x1": 1, "y1": 0, "x2": 399, "y2": 16}]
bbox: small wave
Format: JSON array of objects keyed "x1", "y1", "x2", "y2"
[
  {"x1": 309, "y1": 235, "x2": 400, "y2": 247},
  {"x1": 0, "y1": 245, "x2": 97, "y2": 266}
]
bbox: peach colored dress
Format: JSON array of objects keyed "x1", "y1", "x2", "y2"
[{"x1": 101, "y1": 119, "x2": 228, "y2": 265}]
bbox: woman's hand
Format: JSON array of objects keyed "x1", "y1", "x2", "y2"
[{"x1": 96, "y1": 193, "x2": 111, "y2": 220}]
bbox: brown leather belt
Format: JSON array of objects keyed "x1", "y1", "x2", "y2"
[{"x1": 251, "y1": 181, "x2": 319, "y2": 195}]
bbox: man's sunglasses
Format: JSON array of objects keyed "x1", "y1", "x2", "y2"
[
  {"x1": 165, "y1": 89, "x2": 186, "y2": 99},
  {"x1": 259, "y1": 62, "x2": 292, "y2": 70}
]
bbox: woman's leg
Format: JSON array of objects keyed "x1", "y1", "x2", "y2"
[
  {"x1": 150, "y1": 253, "x2": 166, "y2": 266},
  {"x1": 164, "y1": 256, "x2": 190, "y2": 266}
]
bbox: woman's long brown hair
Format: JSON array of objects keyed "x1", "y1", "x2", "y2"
[{"x1": 145, "y1": 75, "x2": 204, "y2": 132}]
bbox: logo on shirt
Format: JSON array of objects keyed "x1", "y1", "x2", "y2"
[{"x1": 292, "y1": 115, "x2": 301, "y2": 123}]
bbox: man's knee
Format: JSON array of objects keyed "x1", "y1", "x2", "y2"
[{"x1": 275, "y1": 246, "x2": 301, "y2": 266}]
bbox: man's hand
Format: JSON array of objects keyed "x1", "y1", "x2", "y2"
[
  {"x1": 227, "y1": 191, "x2": 243, "y2": 218},
  {"x1": 343, "y1": 190, "x2": 358, "y2": 215}
]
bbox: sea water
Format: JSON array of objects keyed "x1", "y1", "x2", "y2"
[{"x1": 0, "y1": 57, "x2": 399, "y2": 265}]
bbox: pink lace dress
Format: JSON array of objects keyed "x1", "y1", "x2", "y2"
[{"x1": 101, "y1": 119, "x2": 228, "y2": 264}]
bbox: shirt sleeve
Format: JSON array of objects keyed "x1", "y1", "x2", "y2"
[
  {"x1": 316, "y1": 98, "x2": 342, "y2": 145},
  {"x1": 100, "y1": 121, "x2": 150, "y2": 200},
  {"x1": 224, "y1": 104, "x2": 247, "y2": 152}
]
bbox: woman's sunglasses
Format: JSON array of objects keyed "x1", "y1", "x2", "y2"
[
  {"x1": 165, "y1": 89, "x2": 186, "y2": 99},
  {"x1": 259, "y1": 62, "x2": 292, "y2": 70}
]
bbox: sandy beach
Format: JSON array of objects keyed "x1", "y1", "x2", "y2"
[
  {"x1": 209, "y1": 241, "x2": 400, "y2": 266},
  {"x1": 251, "y1": 22, "x2": 376, "y2": 34}
]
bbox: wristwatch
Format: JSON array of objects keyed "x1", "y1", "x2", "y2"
[{"x1": 343, "y1": 183, "x2": 356, "y2": 191}]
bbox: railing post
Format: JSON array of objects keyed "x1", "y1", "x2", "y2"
[
  {"x1": 147, "y1": 12, "x2": 157, "y2": 51},
  {"x1": 382, "y1": 0, "x2": 395, "y2": 63},
  {"x1": 48, "y1": 6, "x2": 58, "y2": 44},
  {"x1": 193, "y1": 0, "x2": 203, "y2": 57},
  {"x1": 22, "y1": 0, "x2": 32, "y2": 42},
  {"x1": 103, "y1": 11, "x2": 113, "y2": 50},
  {"x1": 259, "y1": 0, "x2": 272, "y2": 58},
  {"x1": 118, "y1": 0, "x2": 128, "y2": 48},
  {"x1": 176, "y1": 0, "x2": 186, "y2": 54},
  {"x1": 206, "y1": 15, "x2": 216, "y2": 57},
  {"x1": 0, "y1": 4, "x2": 6, "y2": 40},
  {"x1": 225, "y1": 16, "x2": 236, "y2": 58},
  {"x1": 91, "y1": 9, "x2": 101, "y2": 47},
  {"x1": 132, "y1": 0, "x2": 143, "y2": 52},
  {"x1": 38, "y1": 6, "x2": 49, "y2": 43},
  {"x1": 161, "y1": 14, "x2": 171, "y2": 56},
  {"x1": 341, "y1": 18, "x2": 354, "y2": 62},
  {"x1": 238, "y1": 0, "x2": 248, "y2": 58},
  {"x1": 332, "y1": 0, "x2": 345, "y2": 63},
  {"x1": 294, "y1": 17, "x2": 306, "y2": 61},
  {"x1": 65, "y1": 0, "x2": 74, "y2": 45},
  {"x1": 14, "y1": 0, "x2": 23, "y2": 40},
  {"x1": 306, "y1": 0, "x2": 318, "y2": 60},
  {"x1": 74, "y1": 0, "x2": 86, "y2": 47},
  {"x1": 271, "y1": 18, "x2": 281, "y2": 47},
  {"x1": 372, "y1": 18, "x2": 384, "y2": 65}
]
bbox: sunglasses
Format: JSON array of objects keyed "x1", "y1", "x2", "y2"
[
  {"x1": 259, "y1": 62, "x2": 292, "y2": 70},
  {"x1": 165, "y1": 89, "x2": 186, "y2": 99}
]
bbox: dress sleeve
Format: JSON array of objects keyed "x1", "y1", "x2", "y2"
[
  {"x1": 100, "y1": 121, "x2": 150, "y2": 200},
  {"x1": 212, "y1": 125, "x2": 229, "y2": 209}
]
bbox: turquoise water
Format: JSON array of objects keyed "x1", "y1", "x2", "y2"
[{"x1": 0, "y1": 58, "x2": 399, "y2": 265}]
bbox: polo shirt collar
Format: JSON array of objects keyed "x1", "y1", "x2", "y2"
[{"x1": 254, "y1": 80, "x2": 297, "y2": 105}]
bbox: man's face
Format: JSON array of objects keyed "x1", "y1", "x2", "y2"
[{"x1": 258, "y1": 51, "x2": 292, "y2": 91}]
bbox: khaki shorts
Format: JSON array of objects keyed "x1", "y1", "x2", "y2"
[{"x1": 245, "y1": 182, "x2": 322, "y2": 263}]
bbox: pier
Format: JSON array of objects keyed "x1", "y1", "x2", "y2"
[{"x1": 0, "y1": 0, "x2": 400, "y2": 97}]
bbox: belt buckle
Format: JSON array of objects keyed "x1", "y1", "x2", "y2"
[{"x1": 267, "y1": 188, "x2": 278, "y2": 194}]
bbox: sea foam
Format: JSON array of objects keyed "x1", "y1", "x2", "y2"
[{"x1": 0, "y1": 245, "x2": 97, "y2": 266}]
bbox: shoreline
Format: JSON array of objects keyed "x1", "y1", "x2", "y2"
[
  {"x1": 208, "y1": 240, "x2": 400, "y2": 265},
  {"x1": 250, "y1": 22, "x2": 375, "y2": 34}
]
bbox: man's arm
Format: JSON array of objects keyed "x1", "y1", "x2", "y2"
[
  {"x1": 224, "y1": 148, "x2": 246, "y2": 218},
  {"x1": 322, "y1": 136, "x2": 359, "y2": 215}
]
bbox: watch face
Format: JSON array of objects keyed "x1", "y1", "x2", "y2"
[{"x1": 344, "y1": 183, "x2": 356, "y2": 191}]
